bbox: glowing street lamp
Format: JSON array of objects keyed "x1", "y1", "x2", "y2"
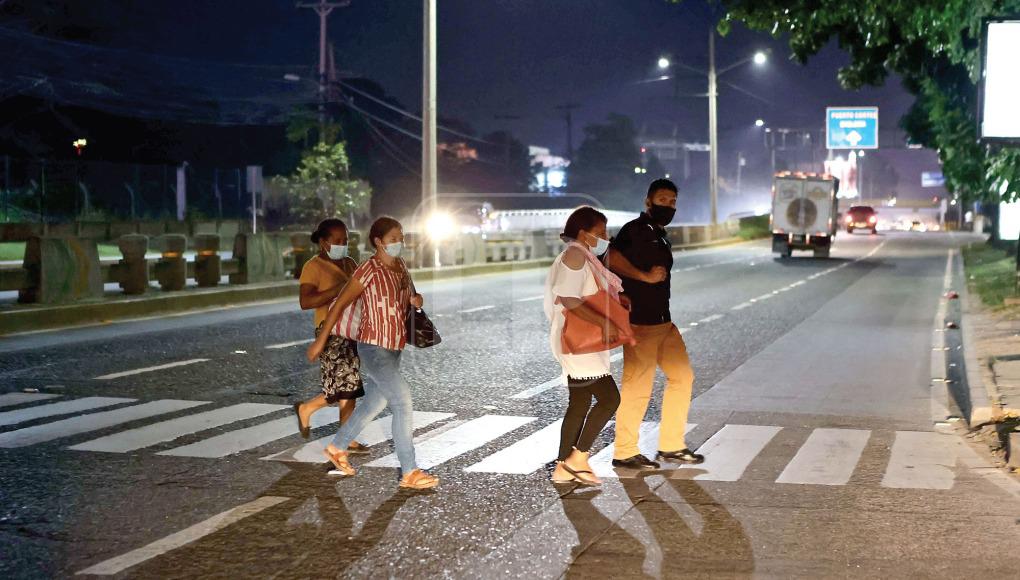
[
  {"x1": 658, "y1": 57, "x2": 671, "y2": 70},
  {"x1": 755, "y1": 119, "x2": 765, "y2": 127},
  {"x1": 753, "y1": 51, "x2": 768, "y2": 65}
]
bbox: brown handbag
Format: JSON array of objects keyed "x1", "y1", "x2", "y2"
[{"x1": 561, "y1": 277, "x2": 635, "y2": 355}]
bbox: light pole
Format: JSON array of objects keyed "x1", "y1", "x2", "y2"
[
  {"x1": 658, "y1": 35, "x2": 767, "y2": 224},
  {"x1": 297, "y1": 0, "x2": 350, "y2": 143},
  {"x1": 422, "y1": 0, "x2": 438, "y2": 219}
]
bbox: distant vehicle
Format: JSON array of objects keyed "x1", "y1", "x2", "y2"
[
  {"x1": 771, "y1": 172, "x2": 839, "y2": 259},
  {"x1": 910, "y1": 220, "x2": 925, "y2": 232},
  {"x1": 845, "y1": 205, "x2": 878, "y2": 234}
]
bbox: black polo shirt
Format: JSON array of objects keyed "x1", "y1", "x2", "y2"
[{"x1": 609, "y1": 212, "x2": 673, "y2": 325}]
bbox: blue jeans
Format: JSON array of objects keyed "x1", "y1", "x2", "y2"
[{"x1": 331, "y1": 343, "x2": 417, "y2": 474}]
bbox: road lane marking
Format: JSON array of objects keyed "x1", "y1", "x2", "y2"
[
  {"x1": 261, "y1": 411, "x2": 455, "y2": 463},
  {"x1": 460, "y1": 304, "x2": 496, "y2": 314},
  {"x1": 464, "y1": 419, "x2": 563, "y2": 474},
  {"x1": 75, "y1": 496, "x2": 291, "y2": 576},
  {"x1": 94, "y1": 359, "x2": 211, "y2": 380},
  {"x1": 0, "y1": 400, "x2": 209, "y2": 448},
  {"x1": 881, "y1": 431, "x2": 959, "y2": 490},
  {"x1": 0, "y1": 397, "x2": 135, "y2": 427},
  {"x1": 674, "y1": 424, "x2": 782, "y2": 482},
  {"x1": 0, "y1": 393, "x2": 61, "y2": 408},
  {"x1": 69, "y1": 403, "x2": 288, "y2": 453},
  {"x1": 731, "y1": 302, "x2": 752, "y2": 311},
  {"x1": 515, "y1": 295, "x2": 543, "y2": 303},
  {"x1": 510, "y1": 377, "x2": 561, "y2": 399},
  {"x1": 264, "y1": 339, "x2": 313, "y2": 350},
  {"x1": 698, "y1": 314, "x2": 724, "y2": 324},
  {"x1": 366, "y1": 414, "x2": 536, "y2": 469},
  {"x1": 776, "y1": 429, "x2": 871, "y2": 485}
]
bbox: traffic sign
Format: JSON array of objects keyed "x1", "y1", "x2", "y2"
[
  {"x1": 921, "y1": 172, "x2": 945, "y2": 188},
  {"x1": 826, "y1": 107, "x2": 879, "y2": 149}
]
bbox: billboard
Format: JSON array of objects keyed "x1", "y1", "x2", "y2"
[
  {"x1": 826, "y1": 107, "x2": 879, "y2": 149},
  {"x1": 980, "y1": 20, "x2": 1020, "y2": 141}
]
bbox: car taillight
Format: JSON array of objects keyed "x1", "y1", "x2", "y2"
[{"x1": 868, "y1": 216, "x2": 877, "y2": 224}]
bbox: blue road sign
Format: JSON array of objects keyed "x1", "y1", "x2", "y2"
[{"x1": 826, "y1": 107, "x2": 879, "y2": 149}]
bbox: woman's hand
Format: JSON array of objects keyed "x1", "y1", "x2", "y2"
[
  {"x1": 411, "y1": 293, "x2": 424, "y2": 309},
  {"x1": 619, "y1": 294, "x2": 632, "y2": 311},
  {"x1": 306, "y1": 338, "x2": 325, "y2": 362},
  {"x1": 602, "y1": 321, "x2": 620, "y2": 345},
  {"x1": 641, "y1": 266, "x2": 668, "y2": 284}
]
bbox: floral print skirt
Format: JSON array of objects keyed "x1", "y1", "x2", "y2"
[{"x1": 315, "y1": 323, "x2": 364, "y2": 402}]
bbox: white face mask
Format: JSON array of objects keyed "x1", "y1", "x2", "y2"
[
  {"x1": 383, "y1": 242, "x2": 403, "y2": 258},
  {"x1": 587, "y1": 233, "x2": 610, "y2": 256},
  {"x1": 326, "y1": 244, "x2": 348, "y2": 260}
]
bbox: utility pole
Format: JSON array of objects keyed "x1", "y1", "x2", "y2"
[
  {"x1": 422, "y1": 0, "x2": 438, "y2": 217},
  {"x1": 556, "y1": 103, "x2": 580, "y2": 161},
  {"x1": 298, "y1": 0, "x2": 350, "y2": 143},
  {"x1": 707, "y1": 29, "x2": 719, "y2": 226}
]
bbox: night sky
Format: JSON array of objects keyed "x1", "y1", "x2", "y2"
[{"x1": 2, "y1": 0, "x2": 940, "y2": 201}]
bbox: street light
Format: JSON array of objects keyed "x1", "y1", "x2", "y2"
[
  {"x1": 753, "y1": 51, "x2": 768, "y2": 65},
  {"x1": 658, "y1": 57, "x2": 671, "y2": 70},
  {"x1": 755, "y1": 119, "x2": 765, "y2": 127}
]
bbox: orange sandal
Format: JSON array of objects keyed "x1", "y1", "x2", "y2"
[
  {"x1": 399, "y1": 469, "x2": 439, "y2": 490},
  {"x1": 323, "y1": 447, "x2": 356, "y2": 476}
]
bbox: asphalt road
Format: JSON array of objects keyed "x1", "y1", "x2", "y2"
[{"x1": 2, "y1": 232, "x2": 1019, "y2": 579}]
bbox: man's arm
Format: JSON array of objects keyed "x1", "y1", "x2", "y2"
[{"x1": 605, "y1": 248, "x2": 666, "y2": 284}]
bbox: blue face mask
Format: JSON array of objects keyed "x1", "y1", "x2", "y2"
[
  {"x1": 587, "y1": 234, "x2": 610, "y2": 256},
  {"x1": 384, "y1": 242, "x2": 403, "y2": 258},
  {"x1": 327, "y1": 244, "x2": 348, "y2": 260}
]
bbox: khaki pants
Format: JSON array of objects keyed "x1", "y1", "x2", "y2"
[{"x1": 613, "y1": 322, "x2": 694, "y2": 459}]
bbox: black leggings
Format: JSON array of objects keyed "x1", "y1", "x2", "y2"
[{"x1": 558, "y1": 374, "x2": 621, "y2": 461}]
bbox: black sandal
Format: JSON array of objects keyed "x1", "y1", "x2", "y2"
[
  {"x1": 561, "y1": 463, "x2": 600, "y2": 486},
  {"x1": 292, "y1": 403, "x2": 310, "y2": 439}
]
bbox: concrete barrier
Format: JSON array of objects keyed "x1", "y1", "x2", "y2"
[
  {"x1": 18, "y1": 236, "x2": 103, "y2": 304},
  {"x1": 115, "y1": 234, "x2": 149, "y2": 295},
  {"x1": 194, "y1": 234, "x2": 222, "y2": 287},
  {"x1": 230, "y1": 233, "x2": 286, "y2": 284},
  {"x1": 153, "y1": 234, "x2": 187, "y2": 291}
]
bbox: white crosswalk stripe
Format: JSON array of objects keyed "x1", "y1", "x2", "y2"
[
  {"x1": 777, "y1": 428, "x2": 871, "y2": 486},
  {"x1": 1, "y1": 394, "x2": 972, "y2": 491},
  {"x1": 0, "y1": 396, "x2": 134, "y2": 427},
  {"x1": 464, "y1": 419, "x2": 563, "y2": 474},
  {"x1": 0, "y1": 400, "x2": 209, "y2": 448},
  {"x1": 262, "y1": 411, "x2": 456, "y2": 463},
  {"x1": 881, "y1": 430, "x2": 959, "y2": 490},
  {"x1": 0, "y1": 393, "x2": 61, "y2": 408},
  {"x1": 367, "y1": 414, "x2": 535, "y2": 469},
  {"x1": 674, "y1": 424, "x2": 781, "y2": 481},
  {"x1": 69, "y1": 403, "x2": 287, "y2": 453}
]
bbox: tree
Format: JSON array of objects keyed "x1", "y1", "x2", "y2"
[
  {"x1": 270, "y1": 141, "x2": 371, "y2": 224},
  {"x1": 696, "y1": 0, "x2": 1020, "y2": 205},
  {"x1": 569, "y1": 113, "x2": 651, "y2": 210}
]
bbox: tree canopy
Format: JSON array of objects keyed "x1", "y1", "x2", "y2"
[{"x1": 696, "y1": 0, "x2": 1020, "y2": 203}]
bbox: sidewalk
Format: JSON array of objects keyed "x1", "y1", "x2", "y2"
[{"x1": 961, "y1": 271, "x2": 1020, "y2": 471}]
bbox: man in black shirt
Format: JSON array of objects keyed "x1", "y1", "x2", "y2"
[{"x1": 605, "y1": 178, "x2": 704, "y2": 469}]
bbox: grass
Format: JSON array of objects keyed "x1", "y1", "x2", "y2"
[
  {"x1": 962, "y1": 242, "x2": 1019, "y2": 309},
  {"x1": 0, "y1": 242, "x2": 122, "y2": 261}
]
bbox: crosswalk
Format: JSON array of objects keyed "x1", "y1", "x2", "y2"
[{"x1": 0, "y1": 394, "x2": 971, "y2": 490}]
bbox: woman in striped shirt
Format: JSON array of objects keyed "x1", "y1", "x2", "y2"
[{"x1": 307, "y1": 217, "x2": 439, "y2": 490}]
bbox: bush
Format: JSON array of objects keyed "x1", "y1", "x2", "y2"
[{"x1": 737, "y1": 215, "x2": 770, "y2": 240}]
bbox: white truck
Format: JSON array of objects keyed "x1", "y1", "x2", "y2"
[{"x1": 771, "y1": 172, "x2": 840, "y2": 258}]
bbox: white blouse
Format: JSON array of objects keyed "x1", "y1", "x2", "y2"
[{"x1": 543, "y1": 251, "x2": 612, "y2": 382}]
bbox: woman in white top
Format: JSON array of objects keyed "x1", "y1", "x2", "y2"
[{"x1": 544, "y1": 206, "x2": 627, "y2": 485}]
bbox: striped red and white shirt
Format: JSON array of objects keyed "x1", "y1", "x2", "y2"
[{"x1": 337, "y1": 256, "x2": 411, "y2": 350}]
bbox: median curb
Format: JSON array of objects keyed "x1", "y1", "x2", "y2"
[
  {"x1": 0, "y1": 257, "x2": 559, "y2": 335},
  {"x1": 0, "y1": 236, "x2": 760, "y2": 336}
]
